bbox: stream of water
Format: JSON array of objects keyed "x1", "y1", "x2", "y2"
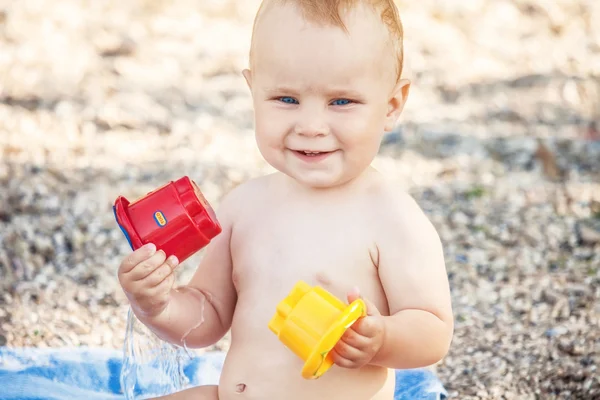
[{"x1": 120, "y1": 308, "x2": 191, "y2": 399}]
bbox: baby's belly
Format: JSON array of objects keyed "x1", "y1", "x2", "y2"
[{"x1": 216, "y1": 301, "x2": 395, "y2": 400}]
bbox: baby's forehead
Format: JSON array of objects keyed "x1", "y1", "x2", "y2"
[
  {"x1": 254, "y1": 1, "x2": 389, "y2": 37},
  {"x1": 252, "y1": 48, "x2": 393, "y2": 97},
  {"x1": 251, "y1": 2, "x2": 394, "y2": 70},
  {"x1": 250, "y1": 0, "x2": 403, "y2": 81}
]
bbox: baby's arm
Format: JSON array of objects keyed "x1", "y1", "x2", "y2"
[
  {"x1": 371, "y1": 192, "x2": 454, "y2": 369},
  {"x1": 132, "y1": 186, "x2": 242, "y2": 348}
]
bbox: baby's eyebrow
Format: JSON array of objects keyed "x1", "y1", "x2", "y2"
[
  {"x1": 263, "y1": 85, "x2": 363, "y2": 99},
  {"x1": 325, "y1": 88, "x2": 364, "y2": 99},
  {"x1": 263, "y1": 86, "x2": 300, "y2": 96}
]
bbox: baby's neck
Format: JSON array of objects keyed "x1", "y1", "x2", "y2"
[{"x1": 283, "y1": 167, "x2": 380, "y2": 198}]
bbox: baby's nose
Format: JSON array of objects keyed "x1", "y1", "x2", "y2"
[{"x1": 294, "y1": 115, "x2": 329, "y2": 137}]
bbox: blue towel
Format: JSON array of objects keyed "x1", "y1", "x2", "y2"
[{"x1": 0, "y1": 347, "x2": 447, "y2": 399}]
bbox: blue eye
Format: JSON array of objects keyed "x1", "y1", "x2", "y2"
[
  {"x1": 331, "y1": 99, "x2": 352, "y2": 106},
  {"x1": 279, "y1": 97, "x2": 299, "y2": 104}
]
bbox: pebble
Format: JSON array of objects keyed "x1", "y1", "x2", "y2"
[
  {"x1": 576, "y1": 219, "x2": 600, "y2": 244},
  {"x1": 0, "y1": 1, "x2": 599, "y2": 398},
  {"x1": 545, "y1": 326, "x2": 569, "y2": 338}
]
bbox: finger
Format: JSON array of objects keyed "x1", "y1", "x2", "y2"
[
  {"x1": 134, "y1": 273, "x2": 174, "y2": 307},
  {"x1": 120, "y1": 243, "x2": 157, "y2": 273},
  {"x1": 351, "y1": 317, "x2": 383, "y2": 338},
  {"x1": 148, "y1": 271, "x2": 175, "y2": 296},
  {"x1": 346, "y1": 287, "x2": 381, "y2": 317},
  {"x1": 347, "y1": 286, "x2": 361, "y2": 304},
  {"x1": 362, "y1": 297, "x2": 381, "y2": 317},
  {"x1": 165, "y1": 255, "x2": 179, "y2": 271},
  {"x1": 143, "y1": 263, "x2": 174, "y2": 288},
  {"x1": 333, "y1": 338, "x2": 365, "y2": 362},
  {"x1": 330, "y1": 349, "x2": 362, "y2": 369},
  {"x1": 147, "y1": 255, "x2": 180, "y2": 276},
  {"x1": 340, "y1": 326, "x2": 372, "y2": 348},
  {"x1": 128, "y1": 250, "x2": 168, "y2": 281}
]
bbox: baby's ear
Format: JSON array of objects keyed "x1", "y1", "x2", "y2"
[
  {"x1": 384, "y1": 79, "x2": 410, "y2": 132},
  {"x1": 242, "y1": 69, "x2": 253, "y2": 91}
]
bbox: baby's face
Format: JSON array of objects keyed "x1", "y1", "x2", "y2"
[{"x1": 244, "y1": 3, "x2": 408, "y2": 189}]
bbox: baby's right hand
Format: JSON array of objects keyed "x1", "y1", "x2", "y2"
[{"x1": 118, "y1": 243, "x2": 180, "y2": 318}]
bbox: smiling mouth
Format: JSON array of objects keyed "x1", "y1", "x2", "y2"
[{"x1": 294, "y1": 150, "x2": 333, "y2": 157}]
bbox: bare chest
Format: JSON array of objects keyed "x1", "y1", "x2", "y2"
[{"x1": 229, "y1": 204, "x2": 387, "y2": 314}]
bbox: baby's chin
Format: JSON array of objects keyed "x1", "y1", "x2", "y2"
[
  {"x1": 285, "y1": 169, "x2": 359, "y2": 190},
  {"x1": 260, "y1": 152, "x2": 363, "y2": 190}
]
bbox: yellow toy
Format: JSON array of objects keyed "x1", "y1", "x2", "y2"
[{"x1": 268, "y1": 281, "x2": 367, "y2": 379}]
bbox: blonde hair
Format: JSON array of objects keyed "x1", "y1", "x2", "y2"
[{"x1": 251, "y1": 0, "x2": 404, "y2": 80}]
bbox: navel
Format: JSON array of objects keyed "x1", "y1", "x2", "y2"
[{"x1": 235, "y1": 383, "x2": 247, "y2": 393}]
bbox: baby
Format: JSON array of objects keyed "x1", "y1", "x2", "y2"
[{"x1": 117, "y1": 0, "x2": 454, "y2": 399}]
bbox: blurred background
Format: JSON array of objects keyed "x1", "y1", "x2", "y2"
[{"x1": 0, "y1": 0, "x2": 599, "y2": 398}]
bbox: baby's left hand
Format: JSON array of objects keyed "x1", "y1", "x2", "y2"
[{"x1": 331, "y1": 287, "x2": 386, "y2": 369}]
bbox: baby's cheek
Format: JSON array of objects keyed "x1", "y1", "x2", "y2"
[
  {"x1": 255, "y1": 121, "x2": 280, "y2": 145},
  {"x1": 338, "y1": 115, "x2": 377, "y2": 144},
  {"x1": 256, "y1": 114, "x2": 287, "y2": 141},
  {"x1": 254, "y1": 127, "x2": 287, "y2": 170}
]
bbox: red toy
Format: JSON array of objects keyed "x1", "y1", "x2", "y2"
[{"x1": 113, "y1": 176, "x2": 221, "y2": 263}]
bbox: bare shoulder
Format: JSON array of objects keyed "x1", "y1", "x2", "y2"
[
  {"x1": 215, "y1": 173, "x2": 277, "y2": 219},
  {"x1": 369, "y1": 179, "x2": 440, "y2": 245}
]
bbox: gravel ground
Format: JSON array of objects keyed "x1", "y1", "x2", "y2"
[{"x1": 1, "y1": 1, "x2": 599, "y2": 399}]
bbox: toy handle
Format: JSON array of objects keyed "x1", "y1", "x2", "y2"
[{"x1": 113, "y1": 196, "x2": 143, "y2": 250}]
